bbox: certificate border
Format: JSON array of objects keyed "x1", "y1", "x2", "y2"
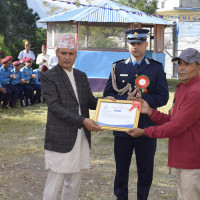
[{"x1": 94, "y1": 99, "x2": 140, "y2": 131}]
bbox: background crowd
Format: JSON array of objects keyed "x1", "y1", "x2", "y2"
[{"x1": 0, "y1": 40, "x2": 57, "y2": 109}]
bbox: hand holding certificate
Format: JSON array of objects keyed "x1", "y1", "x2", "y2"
[{"x1": 94, "y1": 99, "x2": 141, "y2": 131}]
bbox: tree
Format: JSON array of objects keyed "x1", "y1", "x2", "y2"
[
  {"x1": 114, "y1": 0, "x2": 158, "y2": 14},
  {"x1": 1, "y1": 0, "x2": 41, "y2": 62},
  {"x1": 42, "y1": 0, "x2": 81, "y2": 15},
  {"x1": 0, "y1": 1, "x2": 10, "y2": 35}
]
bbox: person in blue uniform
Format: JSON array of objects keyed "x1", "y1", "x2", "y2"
[
  {"x1": 31, "y1": 65, "x2": 48, "y2": 103},
  {"x1": 7, "y1": 56, "x2": 14, "y2": 71},
  {"x1": 0, "y1": 82, "x2": 9, "y2": 109},
  {"x1": 20, "y1": 57, "x2": 41, "y2": 104},
  {"x1": 10, "y1": 61, "x2": 26, "y2": 107},
  {"x1": 0, "y1": 57, "x2": 19, "y2": 108},
  {"x1": 103, "y1": 29, "x2": 169, "y2": 200}
]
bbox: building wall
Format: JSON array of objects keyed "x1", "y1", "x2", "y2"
[
  {"x1": 157, "y1": 0, "x2": 200, "y2": 11},
  {"x1": 162, "y1": 22, "x2": 200, "y2": 78}
]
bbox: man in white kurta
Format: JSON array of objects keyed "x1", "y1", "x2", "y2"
[
  {"x1": 36, "y1": 44, "x2": 50, "y2": 69},
  {"x1": 41, "y1": 34, "x2": 102, "y2": 200},
  {"x1": 43, "y1": 69, "x2": 90, "y2": 200}
]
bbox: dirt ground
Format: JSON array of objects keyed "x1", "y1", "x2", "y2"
[{"x1": 0, "y1": 133, "x2": 177, "y2": 200}]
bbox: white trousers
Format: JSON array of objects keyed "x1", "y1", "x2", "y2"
[
  {"x1": 43, "y1": 170, "x2": 82, "y2": 200},
  {"x1": 176, "y1": 168, "x2": 200, "y2": 200}
]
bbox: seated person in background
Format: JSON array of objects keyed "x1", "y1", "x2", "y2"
[
  {"x1": 7, "y1": 56, "x2": 13, "y2": 71},
  {"x1": 10, "y1": 61, "x2": 26, "y2": 107},
  {"x1": 20, "y1": 58, "x2": 41, "y2": 104},
  {"x1": 48, "y1": 47, "x2": 58, "y2": 69},
  {"x1": 0, "y1": 57, "x2": 19, "y2": 108},
  {"x1": 0, "y1": 82, "x2": 9, "y2": 109},
  {"x1": 36, "y1": 44, "x2": 50, "y2": 69},
  {"x1": 31, "y1": 65, "x2": 48, "y2": 103},
  {"x1": 18, "y1": 40, "x2": 35, "y2": 63}
]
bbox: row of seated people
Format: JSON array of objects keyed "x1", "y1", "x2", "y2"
[{"x1": 0, "y1": 56, "x2": 48, "y2": 109}]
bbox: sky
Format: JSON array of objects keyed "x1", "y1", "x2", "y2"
[{"x1": 26, "y1": 0, "x2": 101, "y2": 21}]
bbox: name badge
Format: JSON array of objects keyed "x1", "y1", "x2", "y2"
[{"x1": 120, "y1": 74, "x2": 128, "y2": 77}]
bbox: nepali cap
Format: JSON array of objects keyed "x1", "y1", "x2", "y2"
[
  {"x1": 171, "y1": 48, "x2": 200, "y2": 64},
  {"x1": 57, "y1": 34, "x2": 77, "y2": 49},
  {"x1": 125, "y1": 29, "x2": 149, "y2": 44}
]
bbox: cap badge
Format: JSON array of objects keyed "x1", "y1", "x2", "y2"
[{"x1": 134, "y1": 32, "x2": 138, "y2": 38}]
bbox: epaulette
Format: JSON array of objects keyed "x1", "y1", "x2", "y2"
[
  {"x1": 113, "y1": 58, "x2": 128, "y2": 64},
  {"x1": 148, "y1": 58, "x2": 162, "y2": 65}
]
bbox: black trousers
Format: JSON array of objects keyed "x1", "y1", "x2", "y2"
[{"x1": 114, "y1": 136, "x2": 157, "y2": 200}]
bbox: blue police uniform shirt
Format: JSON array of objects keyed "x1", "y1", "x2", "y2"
[
  {"x1": 131, "y1": 57, "x2": 144, "y2": 67},
  {"x1": 0, "y1": 66, "x2": 11, "y2": 85},
  {"x1": 8, "y1": 65, "x2": 13, "y2": 71},
  {"x1": 10, "y1": 69, "x2": 22, "y2": 85},
  {"x1": 20, "y1": 66, "x2": 33, "y2": 82},
  {"x1": 31, "y1": 69, "x2": 41, "y2": 85}
]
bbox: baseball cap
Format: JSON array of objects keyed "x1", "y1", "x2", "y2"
[{"x1": 172, "y1": 48, "x2": 200, "y2": 64}]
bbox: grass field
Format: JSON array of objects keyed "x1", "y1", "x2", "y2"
[{"x1": 0, "y1": 79, "x2": 180, "y2": 200}]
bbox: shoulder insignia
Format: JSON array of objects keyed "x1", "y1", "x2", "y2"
[
  {"x1": 125, "y1": 58, "x2": 130, "y2": 64},
  {"x1": 145, "y1": 58, "x2": 150, "y2": 65},
  {"x1": 148, "y1": 58, "x2": 162, "y2": 65},
  {"x1": 113, "y1": 58, "x2": 127, "y2": 64}
]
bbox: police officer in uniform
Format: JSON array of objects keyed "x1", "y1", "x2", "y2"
[{"x1": 103, "y1": 29, "x2": 169, "y2": 200}]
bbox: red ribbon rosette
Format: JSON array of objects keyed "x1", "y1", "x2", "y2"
[
  {"x1": 135, "y1": 75, "x2": 150, "y2": 94},
  {"x1": 128, "y1": 100, "x2": 141, "y2": 112}
]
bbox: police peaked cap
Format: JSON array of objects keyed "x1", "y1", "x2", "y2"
[{"x1": 126, "y1": 29, "x2": 149, "y2": 43}]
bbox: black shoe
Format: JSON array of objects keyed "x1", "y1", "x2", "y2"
[
  {"x1": 2, "y1": 105, "x2": 9, "y2": 109},
  {"x1": 10, "y1": 105, "x2": 17, "y2": 108}
]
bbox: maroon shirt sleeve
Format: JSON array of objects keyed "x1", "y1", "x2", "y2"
[{"x1": 144, "y1": 92, "x2": 200, "y2": 138}]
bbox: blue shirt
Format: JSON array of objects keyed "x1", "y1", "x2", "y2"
[
  {"x1": 10, "y1": 69, "x2": 22, "y2": 85},
  {"x1": 20, "y1": 66, "x2": 33, "y2": 82},
  {"x1": 8, "y1": 65, "x2": 13, "y2": 71},
  {"x1": 131, "y1": 56, "x2": 144, "y2": 67},
  {"x1": 0, "y1": 66, "x2": 11, "y2": 85},
  {"x1": 31, "y1": 69, "x2": 41, "y2": 85}
]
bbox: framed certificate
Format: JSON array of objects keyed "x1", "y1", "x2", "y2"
[{"x1": 94, "y1": 99, "x2": 141, "y2": 131}]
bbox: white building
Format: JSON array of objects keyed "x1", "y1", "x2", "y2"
[{"x1": 156, "y1": 0, "x2": 200, "y2": 78}]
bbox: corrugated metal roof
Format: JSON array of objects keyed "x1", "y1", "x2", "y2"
[{"x1": 38, "y1": 0, "x2": 172, "y2": 25}]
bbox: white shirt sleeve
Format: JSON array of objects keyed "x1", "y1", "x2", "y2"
[{"x1": 18, "y1": 51, "x2": 24, "y2": 60}]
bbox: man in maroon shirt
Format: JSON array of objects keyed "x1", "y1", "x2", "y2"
[{"x1": 127, "y1": 48, "x2": 200, "y2": 200}]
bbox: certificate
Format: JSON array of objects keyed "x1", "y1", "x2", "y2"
[{"x1": 94, "y1": 99, "x2": 141, "y2": 131}]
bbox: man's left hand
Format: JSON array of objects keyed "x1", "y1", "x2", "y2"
[{"x1": 128, "y1": 88, "x2": 142, "y2": 100}]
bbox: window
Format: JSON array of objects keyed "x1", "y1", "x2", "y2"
[
  {"x1": 47, "y1": 22, "x2": 77, "y2": 48},
  {"x1": 78, "y1": 23, "x2": 128, "y2": 50}
]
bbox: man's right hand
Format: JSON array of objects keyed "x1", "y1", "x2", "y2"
[
  {"x1": 140, "y1": 99, "x2": 153, "y2": 116},
  {"x1": 83, "y1": 118, "x2": 103, "y2": 132}
]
